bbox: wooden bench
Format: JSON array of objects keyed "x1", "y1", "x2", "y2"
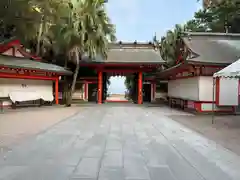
[{"x1": 12, "y1": 99, "x2": 52, "y2": 109}]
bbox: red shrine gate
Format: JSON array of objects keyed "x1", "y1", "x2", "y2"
[{"x1": 79, "y1": 42, "x2": 164, "y2": 104}]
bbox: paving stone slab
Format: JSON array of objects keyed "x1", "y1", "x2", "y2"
[
  {"x1": 166, "y1": 144, "x2": 205, "y2": 180},
  {"x1": 101, "y1": 150, "x2": 123, "y2": 168},
  {"x1": 123, "y1": 164, "x2": 150, "y2": 180},
  {"x1": 72, "y1": 158, "x2": 100, "y2": 179},
  {"x1": 106, "y1": 140, "x2": 122, "y2": 150},
  {"x1": 99, "y1": 167, "x2": 124, "y2": 180},
  {"x1": 148, "y1": 166, "x2": 176, "y2": 180}
]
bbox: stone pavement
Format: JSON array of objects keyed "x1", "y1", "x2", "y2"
[{"x1": 0, "y1": 104, "x2": 240, "y2": 180}]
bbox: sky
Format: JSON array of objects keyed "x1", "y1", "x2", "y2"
[{"x1": 106, "y1": 0, "x2": 202, "y2": 94}]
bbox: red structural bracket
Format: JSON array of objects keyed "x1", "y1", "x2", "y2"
[{"x1": 0, "y1": 72, "x2": 58, "y2": 81}]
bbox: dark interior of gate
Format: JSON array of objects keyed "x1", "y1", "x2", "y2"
[
  {"x1": 78, "y1": 42, "x2": 164, "y2": 104},
  {"x1": 88, "y1": 83, "x2": 97, "y2": 102},
  {"x1": 143, "y1": 84, "x2": 151, "y2": 102}
]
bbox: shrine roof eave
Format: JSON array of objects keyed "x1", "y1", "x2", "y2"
[
  {"x1": 182, "y1": 32, "x2": 240, "y2": 64},
  {"x1": 0, "y1": 55, "x2": 72, "y2": 75},
  {"x1": 156, "y1": 61, "x2": 229, "y2": 80},
  {"x1": 79, "y1": 61, "x2": 164, "y2": 66},
  {"x1": 186, "y1": 60, "x2": 230, "y2": 66},
  {"x1": 156, "y1": 63, "x2": 188, "y2": 80}
]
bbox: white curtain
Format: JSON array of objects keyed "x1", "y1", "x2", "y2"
[
  {"x1": 9, "y1": 91, "x2": 53, "y2": 102},
  {"x1": 40, "y1": 91, "x2": 54, "y2": 101}
]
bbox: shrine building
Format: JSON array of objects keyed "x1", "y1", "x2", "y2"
[
  {"x1": 0, "y1": 37, "x2": 71, "y2": 108},
  {"x1": 157, "y1": 32, "x2": 240, "y2": 113}
]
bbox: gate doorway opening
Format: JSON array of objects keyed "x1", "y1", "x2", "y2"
[
  {"x1": 143, "y1": 83, "x2": 151, "y2": 102},
  {"x1": 106, "y1": 76, "x2": 128, "y2": 103}
]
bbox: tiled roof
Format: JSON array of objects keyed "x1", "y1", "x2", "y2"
[
  {"x1": 0, "y1": 55, "x2": 72, "y2": 75},
  {"x1": 106, "y1": 48, "x2": 164, "y2": 63},
  {"x1": 182, "y1": 32, "x2": 240, "y2": 64},
  {"x1": 88, "y1": 42, "x2": 165, "y2": 64}
]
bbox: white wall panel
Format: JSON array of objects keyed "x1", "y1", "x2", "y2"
[
  {"x1": 2, "y1": 49, "x2": 13, "y2": 56},
  {"x1": 0, "y1": 78, "x2": 53, "y2": 102},
  {"x1": 15, "y1": 50, "x2": 24, "y2": 57},
  {"x1": 198, "y1": 76, "x2": 214, "y2": 101},
  {"x1": 168, "y1": 77, "x2": 199, "y2": 100},
  {"x1": 201, "y1": 103, "x2": 233, "y2": 111},
  {"x1": 219, "y1": 78, "x2": 238, "y2": 106}
]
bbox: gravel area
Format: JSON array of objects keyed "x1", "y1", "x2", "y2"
[
  {"x1": 0, "y1": 106, "x2": 79, "y2": 151},
  {"x1": 168, "y1": 114, "x2": 240, "y2": 156}
]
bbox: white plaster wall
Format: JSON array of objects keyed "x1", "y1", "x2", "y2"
[
  {"x1": 219, "y1": 78, "x2": 238, "y2": 106},
  {"x1": 2, "y1": 49, "x2": 13, "y2": 56},
  {"x1": 201, "y1": 103, "x2": 233, "y2": 111},
  {"x1": 198, "y1": 76, "x2": 215, "y2": 101},
  {"x1": 198, "y1": 76, "x2": 238, "y2": 105},
  {"x1": 168, "y1": 77, "x2": 199, "y2": 100},
  {"x1": 0, "y1": 78, "x2": 53, "y2": 105},
  {"x1": 15, "y1": 50, "x2": 24, "y2": 57}
]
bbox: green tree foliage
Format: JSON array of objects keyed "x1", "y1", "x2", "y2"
[
  {"x1": 0, "y1": 0, "x2": 116, "y2": 106},
  {"x1": 158, "y1": 0, "x2": 240, "y2": 67}
]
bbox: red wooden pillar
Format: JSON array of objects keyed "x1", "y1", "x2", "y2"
[
  {"x1": 84, "y1": 82, "x2": 88, "y2": 101},
  {"x1": 98, "y1": 71, "x2": 103, "y2": 104},
  {"x1": 215, "y1": 77, "x2": 220, "y2": 105},
  {"x1": 138, "y1": 72, "x2": 143, "y2": 104},
  {"x1": 55, "y1": 78, "x2": 59, "y2": 105}
]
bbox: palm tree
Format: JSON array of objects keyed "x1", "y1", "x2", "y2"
[
  {"x1": 159, "y1": 24, "x2": 183, "y2": 67},
  {"x1": 201, "y1": 0, "x2": 224, "y2": 8},
  {"x1": 53, "y1": 0, "x2": 116, "y2": 106}
]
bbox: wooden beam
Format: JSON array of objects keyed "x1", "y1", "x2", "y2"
[{"x1": 0, "y1": 72, "x2": 57, "y2": 81}]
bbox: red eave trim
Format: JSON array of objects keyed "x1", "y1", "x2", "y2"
[
  {"x1": 102, "y1": 69, "x2": 146, "y2": 73},
  {"x1": 0, "y1": 72, "x2": 58, "y2": 81},
  {"x1": 79, "y1": 77, "x2": 97, "y2": 80},
  {"x1": 0, "y1": 39, "x2": 21, "y2": 53},
  {"x1": 158, "y1": 63, "x2": 225, "y2": 80},
  {"x1": 0, "y1": 66, "x2": 64, "y2": 76}
]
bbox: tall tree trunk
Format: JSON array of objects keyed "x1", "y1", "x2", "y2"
[
  {"x1": 36, "y1": 17, "x2": 43, "y2": 56},
  {"x1": 66, "y1": 49, "x2": 80, "y2": 106},
  {"x1": 63, "y1": 54, "x2": 69, "y2": 105}
]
